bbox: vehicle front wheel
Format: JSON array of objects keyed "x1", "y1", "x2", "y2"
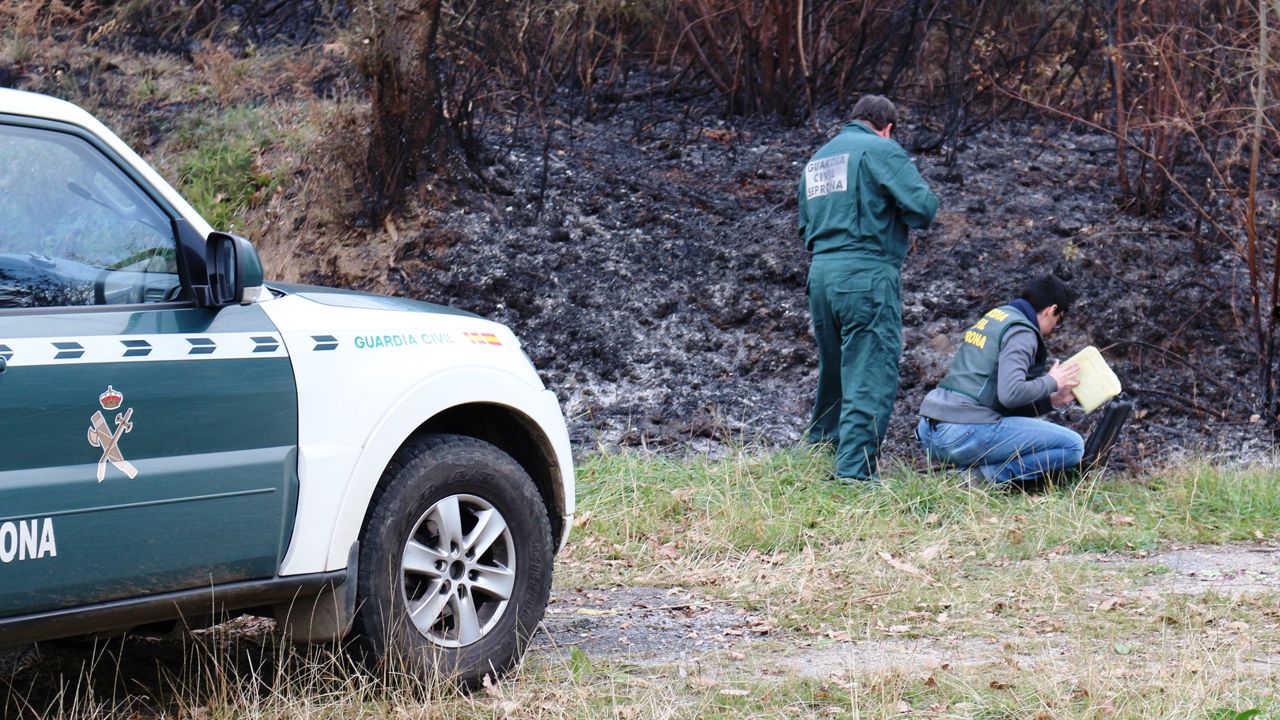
[{"x1": 351, "y1": 434, "x2": 553, "y2": 685}]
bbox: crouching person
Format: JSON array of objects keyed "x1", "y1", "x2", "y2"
[{"x1": 917, "y1": 274, "x2": 1084, "y2": 485}]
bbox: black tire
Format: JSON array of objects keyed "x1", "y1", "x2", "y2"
[{"x1": 351, "y1": 434, "x2": 553, "y2": 685}]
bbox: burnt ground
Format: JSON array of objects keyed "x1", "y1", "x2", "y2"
[
  {"x1": 278, "y1": 87, "x2": 1276, "y2": 467},
  {"x1": 7, "y1": 30, "x2": 1271, "y2": 464}
]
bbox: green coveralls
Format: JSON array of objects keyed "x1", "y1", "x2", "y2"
[{"x1": 799, "y1": 121, "x2": 938, "y2": 480}]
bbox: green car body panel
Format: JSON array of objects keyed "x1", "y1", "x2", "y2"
[{"x1": 0, "y1": 304, "x2": 298, "y2": 616}]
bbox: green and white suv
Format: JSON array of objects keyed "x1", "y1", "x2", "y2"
[{"x1": 0, "y1": 89, "x2": 574, "y2": 683}]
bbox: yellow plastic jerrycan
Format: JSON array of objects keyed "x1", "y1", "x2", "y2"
[{"x1": 1062, "y1": 345, "x2": 1123, "y2": 414}]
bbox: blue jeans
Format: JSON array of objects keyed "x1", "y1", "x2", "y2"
[{"x1": 916, "y1": 416, "x2": 1084, "y2": 484}]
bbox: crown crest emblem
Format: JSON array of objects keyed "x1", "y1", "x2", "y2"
[{"x1": 99, "y1": 386, "x2": 124, "y2": 410}]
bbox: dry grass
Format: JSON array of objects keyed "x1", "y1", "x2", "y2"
[{"x1": 8, "y1": 449, "x2": 1276, "y2": 718}]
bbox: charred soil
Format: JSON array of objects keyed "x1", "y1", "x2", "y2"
[
  {"x1": 270, "y1": 88, "x2": 1275, "y2": 466},
  {"x1": 6, "y1": 29, "x2": 1272, "y2": 463}
]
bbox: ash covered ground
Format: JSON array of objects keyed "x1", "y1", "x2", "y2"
[{"x1": 290, "y1": 93, "x2": 1274, "y2": 467}]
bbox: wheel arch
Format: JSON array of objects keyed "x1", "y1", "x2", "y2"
[
  {"x1": 293, "y1": 368, "x2": 573, "y2": 574},
  {"x1": 396, "y1": 403, "x2": 567, "y2": 546}
]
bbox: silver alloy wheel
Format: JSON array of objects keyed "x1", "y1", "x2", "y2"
[{"x1": 400, "y1": 493, "x2": 517, "y2": 648}]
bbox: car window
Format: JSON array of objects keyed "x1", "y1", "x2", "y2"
[{"x1": 0, "y1": 124, "x2": 185, "y2": 309}]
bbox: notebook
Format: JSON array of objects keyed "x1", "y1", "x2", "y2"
[{"x1": 1063, "y1": 345, "x2": 1123, "y2": 414}]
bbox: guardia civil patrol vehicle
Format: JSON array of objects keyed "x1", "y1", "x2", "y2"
[{"x1": 0, "y1": 89, "x2": 574, "y2": 683}]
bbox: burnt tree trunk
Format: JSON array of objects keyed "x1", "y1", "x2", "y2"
[{"x1": 361, "y1": 0, "x2": 453, "y2": 222}]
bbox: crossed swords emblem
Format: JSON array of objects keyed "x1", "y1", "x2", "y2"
[{"x1": 88, "y1": 402, "x2": 137, "y2": 482}]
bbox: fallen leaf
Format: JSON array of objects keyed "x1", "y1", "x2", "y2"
[
  {"x1": 1113, "y1": 642, "x2": 1132, "y2": 655},
  {"x1": 878, "y1": 551, "x2": 937, "y2": 584},
  {"x1": 1097, "y1": 596, "x2": 1124, "y2": 612},
  {"x1": 1226, "y1": 620, "x2": 1250, "y2": 631},
  {"x1": 919, "y1": 542, "x2": 948, "y2": 561},
  {"x1": 719, "y1": 687, "x2": 750, "y2": 697},
  {"x1": 703, "y1": 127, "x2": 739, "y2": 143},
  {"x1": 657, "y1": 543, "x2": 682, "y2": 560},
  {"x1": 572, "y1": 511, "x2": 593, "y2": 528},
  {"x1": 989, "y1": 679, "x2": 1013, "y2": 690},
  {"x1": 1110, "y1": 515, "x2": 1136, "y2": 526},
  {"x1": 923, "y1": 675, "x2": 937, "y2": 688}
]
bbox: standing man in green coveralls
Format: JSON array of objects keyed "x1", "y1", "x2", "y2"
[{"x1": 799, "y1": 95, "x2": 939, "y2": 483}]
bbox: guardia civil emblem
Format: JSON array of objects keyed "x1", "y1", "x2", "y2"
[{"x1": 87, "y1": 385, "x2": 137, "y2": 482}]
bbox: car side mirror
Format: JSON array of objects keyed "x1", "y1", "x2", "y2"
[
  {"x1": 173, "y1": 218, "x2": 266, "y2": 307},
  {"x1": 208, "y1": 232, "x2": 265, "y2": 306}
]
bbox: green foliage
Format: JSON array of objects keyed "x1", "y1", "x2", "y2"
[
  {"x1": 137, "y1": 71, "x2": 159, "y2": 100},
  {"x1": 568, "y1": 647, "x2": 592, "y2": 681},
  {"x1": 163, "y1": 106, "x2": 284, "y2": 232},
  {"x1": 1208, "y1": 710, "x2": 1263, "y2": 720}
]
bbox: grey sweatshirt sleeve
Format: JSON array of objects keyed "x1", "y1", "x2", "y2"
[{"x1": 996, "y1": 326, "x2": 1057, "y2": 410}]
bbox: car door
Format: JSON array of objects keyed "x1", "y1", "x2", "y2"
[{"x1": 0, "y1": 117, "x2": 299, "y2": 618}]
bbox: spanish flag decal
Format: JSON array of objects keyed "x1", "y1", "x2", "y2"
[{"x1": 464, "y1": 331, "x2": 503, "y2": 346}]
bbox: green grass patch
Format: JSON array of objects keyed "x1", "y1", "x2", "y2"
[
  {"x1": 7, "y1": 448, "x2": 1277, "y2": 718},
  {"x1": 574, "y1": 448, "x2": 1280, "y2": 559},
  {"x1": 157, "y1": 105, "x2": 297, "y2": 232},
  {"x1": 564, "y1": 448, "x2": 1280, "y2": 635}
]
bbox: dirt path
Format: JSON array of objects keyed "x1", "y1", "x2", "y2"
[
  {"x1": 533, "y1": 543, "x2": 1280, "y2": 676},
  {"x1": 1099, "y1": 543, "x2": 1280, "y2": 596},
  {"x1": 534, "y1": 586, "x2": 764, "y2": 663},
  {"x1": 4, "y1": 544, "x2": 1275, "y2": 698}
]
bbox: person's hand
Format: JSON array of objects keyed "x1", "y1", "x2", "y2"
[
  {"x1": 1047, "y1": 360, "x2": 1080, "y2": 392},
  {"x1": 1050, "y1": 386, "x2": 1077, "y2": 408}
]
